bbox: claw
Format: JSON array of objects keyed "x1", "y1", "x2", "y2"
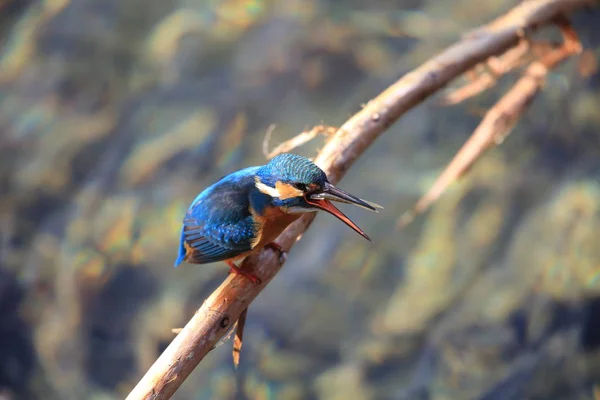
[{"x1": 226, "y1": 260, "x2": 261, "y2": 285}]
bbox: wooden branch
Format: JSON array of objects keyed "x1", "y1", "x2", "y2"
[
  {"x1": 438, "y1": 39, "x2": 539, "y2": 105},
  {"x1": 125, "y1": 1, "x2": 596, "y2": 399},
  {"x1": 439, "y1": 38, "x2": 570, "y2": 106},
  {"x1": 232, "y1": 308, "x2": 247, "y2": 368},
  {"x1": 398, "y1": 16, "x2": 583, "y2": 227},
  {"x1": 439, "y1": 40, "x2": 529, "y2": 105},
  {"x1": 263, "y1": 124, "x2": 337, "y2": 159}
]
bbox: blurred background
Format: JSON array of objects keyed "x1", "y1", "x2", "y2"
[{"x1": 1, "y1": 0, "x2": 600, "y2": 399}]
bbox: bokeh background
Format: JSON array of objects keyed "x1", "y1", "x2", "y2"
[{"x1": 1, "y1": 1, "x2": 600, "y2": 399}]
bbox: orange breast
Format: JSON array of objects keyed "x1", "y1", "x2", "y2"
[
  {"x1": 251, "y1": 206, "x2": 301, "y2": 251},
  {"x1": 225, "y1": 206, "x2": 301, "y2": 263}
]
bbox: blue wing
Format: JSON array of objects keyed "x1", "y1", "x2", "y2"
[{"x1": 174, "y1": 168, "x2": 260, "y2": 266}]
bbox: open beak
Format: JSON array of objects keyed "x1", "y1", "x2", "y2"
[{"x1": 306, "y1": 182, "x2": 383, "y2": 242}]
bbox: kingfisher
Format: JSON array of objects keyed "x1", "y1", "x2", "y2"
[{"x1": 174, "y1": 153, "x2": 382, "y2": 284}]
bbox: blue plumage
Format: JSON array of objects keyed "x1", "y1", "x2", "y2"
[
  {"x1": 174, "y1": 166, "x2": 264, "y2": 266},
  {"x1": 174, "y1": 153, "x2": 381, "y2": 284}
]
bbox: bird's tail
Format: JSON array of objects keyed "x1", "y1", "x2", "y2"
[{"x1": 174, "y1": 229, "x2": 186, "y2": 267}]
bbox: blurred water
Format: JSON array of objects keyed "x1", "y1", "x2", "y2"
[{"x1": 1, "y1": 1, "x2": 600, "y2": 399}]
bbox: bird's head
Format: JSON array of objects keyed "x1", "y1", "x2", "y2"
[{"x1": 255, "y1": 153, "x2": 382, "y2": 241}]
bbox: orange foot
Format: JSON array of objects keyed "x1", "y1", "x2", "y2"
[
  {"x1": 266, "y1": 242, "x2": 287, "y2": 263},
  {"x1": 226, "y1": 260, "x2": 262, "y2": 285}
]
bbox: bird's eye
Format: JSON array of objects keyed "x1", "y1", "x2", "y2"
[{"x1": 293, "y1": 182, "x2": 307, "y2": 191}]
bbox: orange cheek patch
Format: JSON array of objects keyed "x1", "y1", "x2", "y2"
[{"x1": 275, "y1": 181, "x2": 304, "y2": 200}]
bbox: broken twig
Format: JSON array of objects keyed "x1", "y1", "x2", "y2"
[
  {"x1": 263, "y1": 124, "x2": 337, "y2": 159},
  {"x1": 232, "y1": 308, "x2": 247, "y2": 368}
]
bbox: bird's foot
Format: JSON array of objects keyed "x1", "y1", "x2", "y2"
[
  {"x1": 226, "y1": 261, "x2": 262, "y2": 285},
  {"x1": 266, "y1": 242, "x2": 287, "y2": 263}
]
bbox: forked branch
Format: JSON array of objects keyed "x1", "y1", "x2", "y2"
[{"x1": 399, "y1": 15, "x2": 584, "y2": 227}]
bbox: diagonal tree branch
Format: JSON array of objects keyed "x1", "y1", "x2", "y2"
[
  {"x1": 399, "y1": 15, "x2": 584, "y2": 228},
  {"x1": 125, "y1": 1, "x2": 597, "y2": 399}
]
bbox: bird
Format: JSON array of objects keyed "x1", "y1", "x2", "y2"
[{"x1": 174, "y1": 153, "x2": 382, "y2": 284}]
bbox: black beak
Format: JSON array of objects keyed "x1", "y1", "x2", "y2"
[{"x1": 305, "y1": 182, "x2": 382, "y2": 241}]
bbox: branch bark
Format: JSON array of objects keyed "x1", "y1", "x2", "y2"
[
  {"x1": 125, "y1": 1, "x2": 596, "y2": 399},
  {"x1": 399, "y1": 15, "x2": 584, "y2": 227}
]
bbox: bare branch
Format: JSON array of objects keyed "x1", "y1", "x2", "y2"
[
  {"x1": 399, "y1": 16, "x2": 583, "y2": 228},
  {"x1": 263, "y1": 124, "x2": 337, "y2": 159},
  {"x1": 439, "y1": 39, "x2": 532, "y2": 105},
  {"x1": 439, "y1": 38, "x2": 573, "y2": 106},
  {"x1": 232, "y1": 308, "x2": 247, "y2": 368},
  {"x1": 126, "y1": 1, "x2": 596, "y2": 399}
]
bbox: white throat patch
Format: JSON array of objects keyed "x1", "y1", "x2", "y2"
[{"x1": 254, "y1": 177, "x2": 281, "y2": 198}]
